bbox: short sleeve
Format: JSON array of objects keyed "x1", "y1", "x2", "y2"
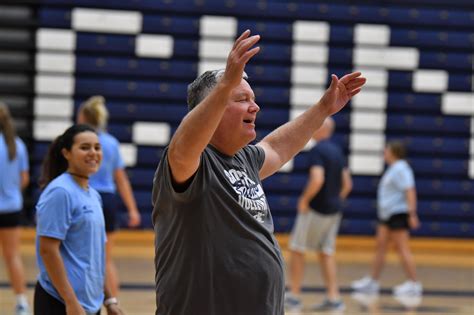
[
  {"x1": 309, "y1": 146, "x2": 324, "y2": 167},
  {"x1": 394, "y1": 164, "x2": 415, "y2": 190},
  {"x1": 36, "y1": 188, "x2": 73, "y2": 240},
  {"x1": 152, "y1": 147, "x2": 206, "y2": 205},
  {"x1": 17, "y1": 138, "x2": 29, "y2": 171},
  {"x1": 243, "y1": 145, "x2": 266, "y2": 170}
]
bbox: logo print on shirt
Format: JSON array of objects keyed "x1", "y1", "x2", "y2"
[{"x1": 224, "y1": 169, "x2": 269, "y2": 223}]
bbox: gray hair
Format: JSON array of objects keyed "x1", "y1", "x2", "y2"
[{"x1": 186, "y1": 69, "x2": 248, "y2": 111}]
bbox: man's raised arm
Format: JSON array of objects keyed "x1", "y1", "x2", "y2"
[
  {"x1": 258, "y1": 73, "x2": 366, "y2": 179},
  {"x1": 168, "y1": 30, "x2": 260, "y2": 184}
]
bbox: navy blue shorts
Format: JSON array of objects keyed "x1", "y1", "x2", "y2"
[
  {"x1": 379, "y1": 213, "x2": 409, "y2": 230},
  {"x1": 0, "y1": 211, "x2": 21, "y2": 228},
  {"x1": 99, "y1": 192, "x2": 118, "y2": 232}
]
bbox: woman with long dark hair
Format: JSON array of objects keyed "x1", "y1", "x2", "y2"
[
  {"x1": 0, "y1": 103, "x2": 30, "y2": 315},
  {"x1": 35, "y1": 124, "x2": 124, "y2": 315}
]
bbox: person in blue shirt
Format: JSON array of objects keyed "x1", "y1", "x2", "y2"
[
  {"x1": 0, "y1": 103, "x2": 31, "y2": 315},
  {"x1": 35, "y1": 124, "x2": 124, "y2": 315},
  {"x1": 77, "y1": 96, "x2": 141, "y2": 297},
  {"x1": 352, "y1": 141, "x2": 422, "y2": 296}
]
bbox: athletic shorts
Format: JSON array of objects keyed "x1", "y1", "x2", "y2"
[
  {"x1": 379, "y1": 213, "x2": 409, "y2": 230},
  {"x1": 289, "y1": 210, "x2": 342, "y2": 255},
  {"x1": 99, "y1": 192, "x2": 118, "y2": 232},
  {"x1": 0, "y1": 211, "x2": 21, "y2": 228},
  {"x1": 34, "y1": 282, "x2": 100, "y2": 315}
]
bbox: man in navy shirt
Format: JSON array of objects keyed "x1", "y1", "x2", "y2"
[{"x1": 285, "y1": 118, "x2": 352, "y2": 311}]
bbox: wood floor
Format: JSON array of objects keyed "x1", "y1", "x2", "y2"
[{"x1": 1, "y1": 229, "x2": 473, "y2": 314}]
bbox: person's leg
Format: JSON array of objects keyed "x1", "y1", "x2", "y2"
[
  {"x1": 391, "y1": 229, "x2": 417, "y2": 281},
  {"x1": 370, "y1": 224, "x2": 390, "y2": 280},
  {"x1": 319, "y1": 252, "x2": 339, "y2": 300},
  {"x1": 286, "y1": 211, "x2": 318, "y2": 310},
  {"x1": 318, "y1": 213, "x2": 342, "y2": 301},
  {"x1": 34, "y1": 282, "x2": 67, "y2": 315},
  {"x1": 0, "y1": 227, "x2": 28, "y2": 295},
  {"x1": 287, "y1": 212, "x2": 312, "y2": 296},
  {"x1": 105, "y1": 231, "x2": 120, "y2": 297},
  {"x1": 289, "y1": 249, "x2": 305, "y2": 295}
]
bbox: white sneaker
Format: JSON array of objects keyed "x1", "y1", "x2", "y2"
[
  {"x1": 284, "y1": 292, "x2": 303, "y2": 312},
  {"x1": 351, "y1": 292, "x2": 379, "y2": 307},
  {"x1": 393, "y1": 280, "x2": 423, "y2": 296},
  {"x1": 351, "y1": 276, "x2": 380, "y2": 293},
  {"x1": 15, "y1": 304, "x2": 31, "y2": 315},
  {"x1": 394, "y1": 294, "x2": 422, "y2": 308}
]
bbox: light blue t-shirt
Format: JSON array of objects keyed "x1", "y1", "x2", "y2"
[
  {"x1": 0, "y1": 134, "x2": 29, "y2": 213},
  {"x1": 89, "y1": 132, "x2": 125, "y2": 193},
  {"x1": 377, "y1": 160, "x2": 415, "y2": 220},
  {"x1": 36, "y1": 173, "x2": 106, "y2": 313}
]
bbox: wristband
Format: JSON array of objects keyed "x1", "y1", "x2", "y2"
[{"x1": 104, "y1": 297, "x2": 118, "y2": 306}]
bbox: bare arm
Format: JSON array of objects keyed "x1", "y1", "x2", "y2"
[
  {"x1": 258, "y1": 73, "x2": 366, "y2": 179},
  {"x1": 115, "y1": 169, "x2": 140, "y2": 227},
  {"x1": 340, "y1": 168, "x2": 352, "y2": 199},
  {"x1": 406, "y1": 187, "x2": 420, "y2": 229},
  {"x1": 168, "y1": 30, "x2": 260, "y2": 184},
  {"x1": 20, "y1": 170, "x2": 29, "y2": 190},
  {"x1": 104, "y1": 279, "x2": 125, "y2": 315},
  {"x1": 297, "y1": 166, "x2": 324, "y2": 213},
  {"x1": 39, "y1": 236, "x2": 86, "y2": 315}
]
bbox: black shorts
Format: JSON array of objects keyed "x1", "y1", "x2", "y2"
[
  {"x1": 99, "y1": 192, "x2": 118, "y2": 232},
  {"x1": 34, "y1": 282, "x2": 100, "y2": 315},
  {"x1": 0, "y1": 211, "x2": 21, "y2": 228},
  {"x1": 379, "y1": 213, "x2": 409, "y2": 230}
]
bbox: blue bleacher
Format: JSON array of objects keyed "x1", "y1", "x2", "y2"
[
  {"x1": 238, "y1": 20, "x2": 293, "y2": 42},
  {"x1": 387, "y1": 92, "x2": 442, "y2": 110},
  {"x1": 386, "y1": 114, "x2": 471, "y2": 135},
  {"x1": 448, "y1": 74, "x2": 472, "y2": 92},
  {"x1": 408, "y1": 157, "x2": 469, "y2": 177},
  {"x1": 419, "y1": 51, "x2": 472, "y2": 70},
  {"x1": 388, "y1": 71, "x2": 413, "y2": 90},
  {"x1": 391, "y1": 29, "x2": 473, "y2": 50},
  {"x1": 41, "y1": 1, "x2": 474, "y2": 29},
  {"x1": 33, "y1": 0, "x2": 474, "y2": 238},
  {"x1": 245, "y1": 64, "x2": 291, "y2": 84},
  {"x1": 328, "y1": 48, "x2": 353, "y2": 66},
  {"x1": 386, "y1": 135, "x2": 470, "y2": 157},
  {"x1": 77, "y1": 33, "x2": 136, "y2": 55},
  {"x1": 38, "y1": 8, "x2": 70, "y2": 28},
  {"x1": 329, "y1": 26, "x2": 354, "y2": 45},
  {"x1": 76, "y1": 57, "x2": 198, "y2": 80},
  {"x1": 142, "y1": 15, "x2": 199, "y2": 36},
  {"x1": 75, "y1": 79, "x2": 188, "y2": 100}
]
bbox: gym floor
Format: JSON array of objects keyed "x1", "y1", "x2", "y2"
[{"x1": 1, "y1": 230, "x2": 473, "y2": 314}]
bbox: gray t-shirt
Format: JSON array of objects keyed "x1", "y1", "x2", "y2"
[{"x1": 151, "y1": 145, "x2": 285, "y2": 315}]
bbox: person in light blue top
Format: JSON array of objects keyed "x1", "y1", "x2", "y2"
[
  {"x1": 34, "y1": 124, "x2": 124, "y2": 315},
  {"x1": 77, "y1": 95, "x2": 140, "y2": 298},
  {"x1": 378, "y1": 156, "x2": 415, "y2": 221},
  {"x1": 352, "y1": 141, "x2": 422, "y2": 297},
  {"x1": 0, "y1": 103, "x2": 31, "y2": 315}
]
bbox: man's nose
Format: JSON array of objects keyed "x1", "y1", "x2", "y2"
[{"x1": 250, "y1": 101, "x2": 260, "y2": 113}]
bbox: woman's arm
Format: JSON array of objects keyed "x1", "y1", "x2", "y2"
[
  {"x1": 115, "y1": 169, "x2": 140, "y2": 227},
  {"x1": 406, "y1": 187, "x2": 420, "y2": 229},
  {"x1": 103, "y1": 279, "x2": 125, "y2": 315},
  {"x1": 39, "y1": 236, "x2": 86, "y2": 315},
  {"x1": 20, "y1": 170, "x2": 29, "y2": 190}
]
